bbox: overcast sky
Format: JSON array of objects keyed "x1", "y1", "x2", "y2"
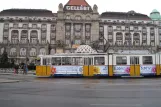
[{"x1": 0, "y1": 0, "x2": 160, "y2": 16}]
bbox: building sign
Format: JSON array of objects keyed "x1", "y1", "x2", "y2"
[
  {"x1": 140, "y1": 65, "x2": 156, "y2": 75},
  {"x1": 66, "y1": 6, "x2": 90, "y2": 11},
  {"x1": 51, "y1": 66, "x2": 83, "y2": 75},
  {"x1": 114, "y1": 66, "x2": 130, "y2": 75},
  {"x1": 93, "y1": 66, "x2": 108, "y2": 75}
]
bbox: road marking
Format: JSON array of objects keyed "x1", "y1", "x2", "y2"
[{"x1": 90, "y1": 104, "x2": 142, "y2": 106}]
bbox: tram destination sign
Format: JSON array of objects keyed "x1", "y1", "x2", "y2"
[{"x1": 65, "y1": 5, "x2": 90, "y2": 11}]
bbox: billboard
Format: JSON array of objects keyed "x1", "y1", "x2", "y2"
[
  {"x1": 114, "y1": 66, "x2": 130, "y2": 75},
  {"x1": 140, "y1": 65, "x2": 156, "y2": 75},
  {"x1": 51, "y1": 66, "x2": 83, "y2": 75}
]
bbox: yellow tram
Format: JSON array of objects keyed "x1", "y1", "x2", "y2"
[{"x1": 36, "y1": 52, "x2": 161, "y2": 77}]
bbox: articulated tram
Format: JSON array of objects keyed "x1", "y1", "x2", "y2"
[{"x1": 36, "y1": 53, "x2": 161, "y2": 77}]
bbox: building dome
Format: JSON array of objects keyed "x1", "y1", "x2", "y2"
[
  {"x1": 150, "y1": 9, "x2": 161, "y2": 20},
  {"x1": 75, "y1": 45, "x2": 97, "y2": 53}
]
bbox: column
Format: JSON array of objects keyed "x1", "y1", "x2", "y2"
[{"x1": 104, "y1": 25, "x2": 108, "y2": 44}]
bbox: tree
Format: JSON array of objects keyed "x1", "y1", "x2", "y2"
[
  {"x1": 56, "y1": 40, "x2": 66, "y2": 48},
  {"x1": 0, "y1": 49, "x2": 8, "y2": 64},
  {"x1": 91, "y1": 34, "x2": 110, "y2": 53}
]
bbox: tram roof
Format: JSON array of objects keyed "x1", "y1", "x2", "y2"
[{"x1": 38, "y1": 53, "x2": 108, "y2": 57}]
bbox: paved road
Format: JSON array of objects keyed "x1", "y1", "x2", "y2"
[{"x1": 1, "y1": 75, "x2": 161, "y2": 107}]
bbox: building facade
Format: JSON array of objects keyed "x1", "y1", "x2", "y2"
[{"x1": 0, "y1": 0, "x2": 160, "y2": 63}]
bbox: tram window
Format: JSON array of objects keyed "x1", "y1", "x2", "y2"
[
  {"x1": 62, "y1": 57, "x2": 71, "y2": 65},
  {"x1": 43, "y1": 58, "x2": 46, "y2": 65},
  {"x1": 51, "y1": 57, "x2": 61, "y2": 65},
  {"x1": 130, "y1": 57, "x2": 139, "y2": 65},
  {"x1": 94, "y1": 57, "x2": 105, "y2": 65},
  {"x1": 143, "y1": 56, "x2": 153, "y2": 64},
  {"x1": 116, "y1": 56, "x2": 127, "y2": 65},
  {"x1": 72, "y1": 57, "x2": 83, "y2": 65}
]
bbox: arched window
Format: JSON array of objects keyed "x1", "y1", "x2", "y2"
[
  {"x1": 133, "y1": 33, "x2": 140, "y2": 46},
  {"x1": 50, "y1": 49, "x2": 55, "y2": 55},
  {"x1": 11, "y1": 30, "x2": 19, "y2": 44},
  {"x1": 30, "y1": 30, "x2": 38, "y2": 44},
  {"x1": 40, "y1": 48, "x2": 46, "y2": 55},
  {"x1": 75, "y1": 15, "x2": 82, "y2": 20},
  {"x1": 108, "y1": 26, "x2": 113, "y2": 32},
  {"x1": 30, "y1": 48, "x2": 36, "y2": 57},
  {"x1": 125, "y1": 33, "x2": 132, "y2": 45},
  {"x1": 21, "y1": 30, "x2": 28, "y2": 43},
  {"x1": 20, "y1": 48, "x2": 26, "y2": 56},
  {"x1": 116, "y1": 32, "x2": 123, "y2": 45},
  {"x1": 10, "y1": 48, "x2": 16, "y2": 56},
  {"x1": 86, "y1": 16, "x2": 91, "y2": 20}
]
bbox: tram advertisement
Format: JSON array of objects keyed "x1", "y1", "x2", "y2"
[
  {"x1": 140, "y1": 65, "x2": 156, "y2": 75},
  {"x1": 114, "y1": 66, "x2": 130, "y2": 75},
  {"x1": 93, "y1": 66, "x2": 108, "y2": 75},
  {"x1": 51, "y1": 66, "x2": 83, "y2": 75}
]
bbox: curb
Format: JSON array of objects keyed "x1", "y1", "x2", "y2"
[{"x1": 0, "y1": 80, "x2": 20, "y2": 83}]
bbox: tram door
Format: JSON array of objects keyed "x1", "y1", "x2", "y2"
[
  {"x1": 84, "y1": 57, "x2": 93, "y2": 76},
  {"x1": 84, "y1": 57, "x2": 93, "y2": 65},
  {"x1": 130, "y1": 56, "x2": 140, "y2": 76}
]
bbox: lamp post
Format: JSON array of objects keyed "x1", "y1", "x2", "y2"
[{"x1": 127, "y1": 10, "x2": 135, "y2": 54}]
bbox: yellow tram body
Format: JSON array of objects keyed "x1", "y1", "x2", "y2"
[{"x1": 36, "y1": 53, "x2": 161, "y2": 77}]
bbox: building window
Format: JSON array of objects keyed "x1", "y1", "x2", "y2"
[
  {"x1": 133, "y1": 33, "x2": 140, "y2": 46},
  {"x1": 51, "y1": 25, "x2": 56, "y2": 31},
  {"x1": 108, "y1": 26, "x2": 113, "y2": 32},
  {"x1": 23, "y1": 24, "x2": 28, "y2": 29},
  {"x1": 30, "y1": 30, "x2": 38, "y2": 43},
  {"x1": 32, "y1": 24, "x2": 37, "y2": 28},
  {"x1": 4, "y1": 23, "x2": 9, "y2": 29},
  {"x1": 99, "y1": 26, "x2": 104, "y2": 32},
  {"x1": 86, "y1": 16, "x2": 91, "y2": 20},
  {"x1": 3, "y1": 30, "x2": 9, "y2": 37},
  {"x1": 20, "y1": 48, "x2": 26, "y2": 56},
  {"x1": 125, "y1": 26, "x2": 129, "y2": 31},
  {"x1": 40, "y1": 48, "x2": 46, "y2": 55},
  {"x1": 134, "y1": 27, "x2": 138, "y2": 31},
  {"x1": 75, "y1": 16, "x2": 81, "y2": 20},
  {"x1": 51, "y1": 40, "x2": 55, "y2": 44},
  {"x1": 10, "y1": 48, "x2": 16, "y2": 56},
  {"x1": 143, "y1": 56, "x2": 153, "y2": 64},
  {"x1": 116, "y1": 26, "x2": 121, "y2": 31},
  {"x1": 13, "y1": 24, "x2": 18, "y2": 28},
  {"x1": 116, "y1": 56, "x2": 127, "y2": 65},
  {"x1": 116, "y1": 32, "x2": 123, "y2": 45},
  {"x1": 42, "y1": 24, "x2": 47, "y2": 29},
  {"x1": 30, "y1": 48, "x2": 36, "y2": 57},
  {"x1": 65, "y1": 40, "x2": 70, "y2": 45},
  {"x1": 66, "y1": 15, "x2": 71, "y2": 20}
]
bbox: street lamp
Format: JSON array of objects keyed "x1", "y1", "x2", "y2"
[{"x1": 127, "y1": 10, "x2": 135, "y2": 53}]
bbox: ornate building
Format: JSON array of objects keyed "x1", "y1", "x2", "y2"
[{"x1": 0, "y1": 0, "x2": 160, "y2": 63}]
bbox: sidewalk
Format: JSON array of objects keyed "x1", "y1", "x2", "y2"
[{"x1": 0, "y1": 79, "x2": 20, "y2": 83}]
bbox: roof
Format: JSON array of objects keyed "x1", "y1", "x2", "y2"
[
  {"x1": 0, "y1": 9, "x2": 55, "y2": 17},
  {"x1": 100, "y1": 11, "x2": 151, "y2": 20},
  {"x1": 75, "y1": 45, "x2": 97, "y2": 53},
  {"x1": 66, "y1": 0, "x2": 89, "y2": 6}
]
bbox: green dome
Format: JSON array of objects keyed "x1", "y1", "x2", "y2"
[
  {"x1": 152, "y1": 9, "x2": 160, "y2": 13},
  {"x1": 150, "y1": 9, "x2": 161, "y2": 20}
]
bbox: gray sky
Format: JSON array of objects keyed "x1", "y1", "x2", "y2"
[{"x1": 0, "y1": 0, "x2": 160, "y2": 16}]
